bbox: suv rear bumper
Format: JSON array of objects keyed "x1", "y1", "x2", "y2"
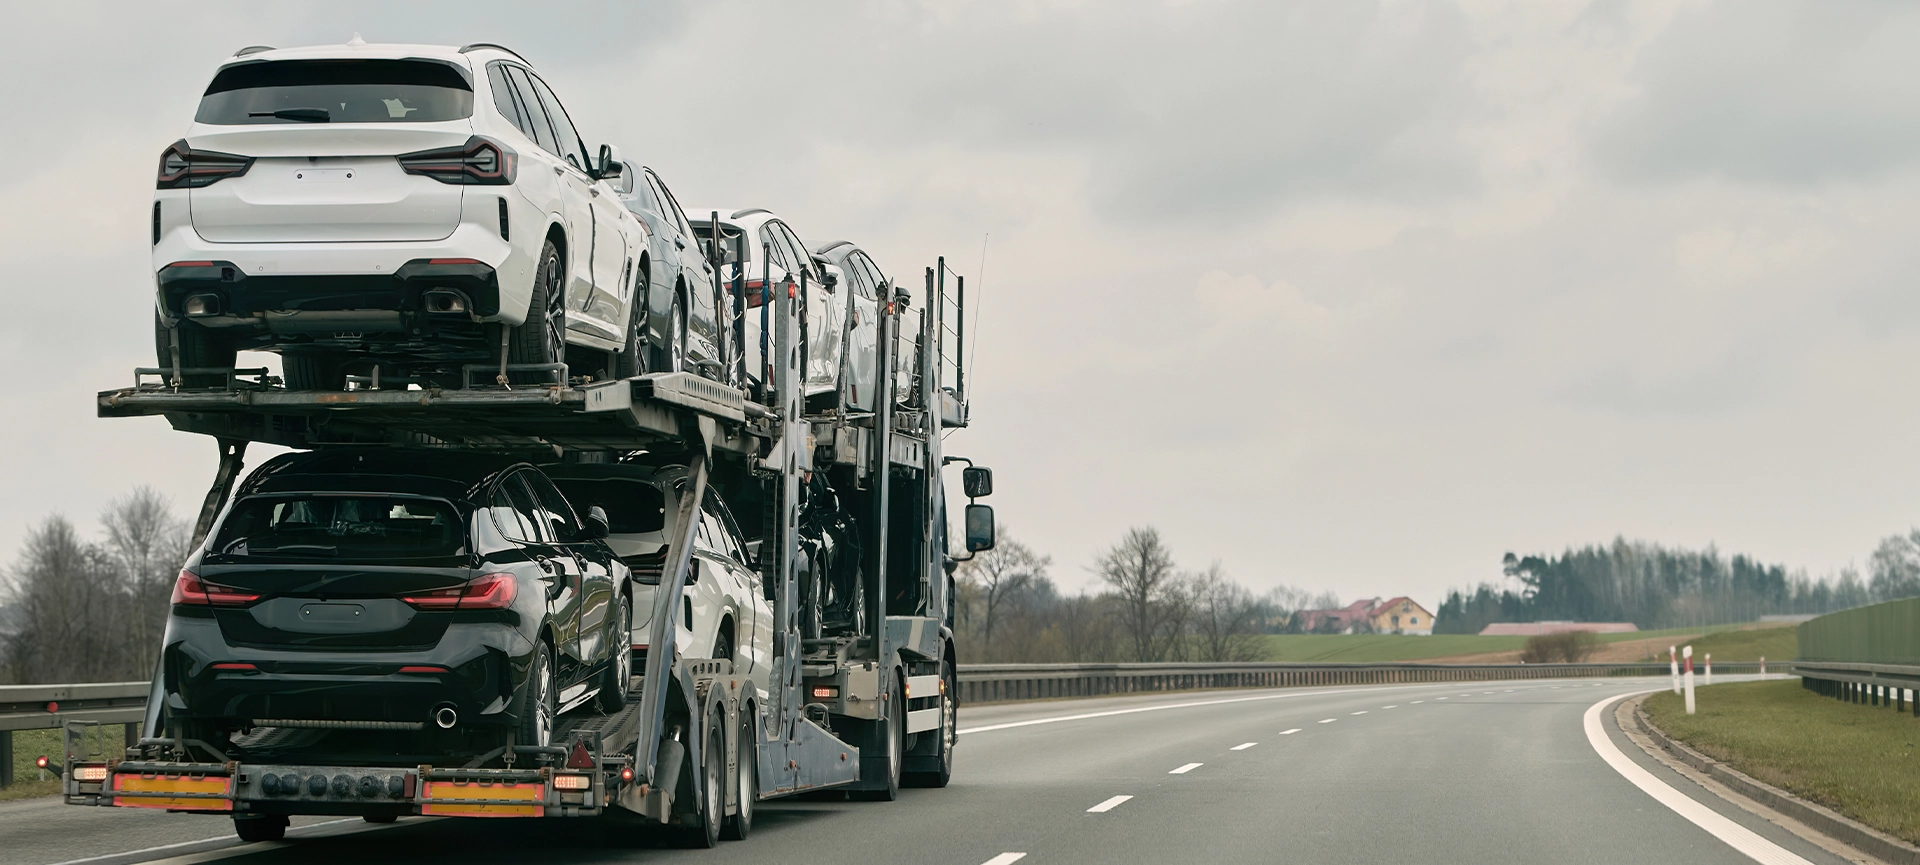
[{"x1": 158, "y1": 259, "x2": 502, "y2": 320}]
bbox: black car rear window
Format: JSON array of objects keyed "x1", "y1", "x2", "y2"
[
  {"x1": 212, "y1": 495, "x2": 464, "y2": 560},
  {"x1": 551, "y1": 479, "x2": 667, "y2": 534},
  {"x1": 196, "y1": 59, "x2": 474, "y2": 125}
]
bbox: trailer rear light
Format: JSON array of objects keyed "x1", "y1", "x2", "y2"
[
  {"x1": 398, "y1": 665, "x2": 447, "y2": 674},
  {"x1": 210, "y1": 662, "x2": 257, "y2": 671},
  {"x1": 620, "y1": 766, "x2": 634, "y2": 782},
  {"x1": 157, "y1": 140, "x2": 253, "y2": 189},
  {"x1": 397, "y1": 135, "x2": 517, "y2": 185},
  {"x1": 553, "y1": 773, "x2": 591, "y2": 790},
  {"x1": 171, "y1": 571, "x2": 261, "y2": 607},
  {"x1": 811, "y1": 686, "x2": 839, "y2": 699},
  {"x1": 402, "y1": 573, "x2": 517, "y2": 610},
  {"x1": 71, "y1": 764, "x2": 109, "y2": 782}
]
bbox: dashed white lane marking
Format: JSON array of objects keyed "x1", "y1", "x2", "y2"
[
  {"x1": 1412, "y1": 700, "x2": 1426, "y2": 703},
  {"x1": 956, "y1": 683, "x2": 1450, "y2": 735},
  {"x1": 1383, "y1": 705, "x2": 1398, "y2": 709},
  {"x1": 1170, "y1": 762, "x2": 1204, "y2": 774},
  {"x1": 1231, "y1": 742, "x2": 1258, "y2": 751},
  {"x1": 981, "y1": 854, "x2": 1029, "y2": 865},
  {"x1": 1087, "y1": 795, "x2": 1133, "y2": 813},
  {"x1": 1318, "y1": 718, "x2": 1337, "y2": 724},
  {"x1": 1279, "y1": 728, "x2": 1301, "y2": 734},
  {"x1": 1351, "y1": 710, "x2": 1368, "y2": 715},
  {"x1": 1584, "y1": 692, "x2": 1811, "y2": 865}
]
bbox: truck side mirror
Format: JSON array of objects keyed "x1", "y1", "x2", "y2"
[
  {"x1": 964, "y1": 504, "x2": 995, "y2": 553},
  {"x1": 962, "y1": 466, "x2": 993, "y2": 498},
  {"x1": 585, "y1": 506, "x2": 610, "y2": 540}
]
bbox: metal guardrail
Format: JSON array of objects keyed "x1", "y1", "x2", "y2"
[
  {"x1": 954, "y1": 661, "x2": 1768, "y2": 705},
  {"x1": 1790, "y1": 660, "x2": 1920, "y2": 716},
  {"x1": 0, "y1": 682, "x2": 148, "y2": 788}
]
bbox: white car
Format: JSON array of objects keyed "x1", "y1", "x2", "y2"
[
  {"x1": 545, "y1": 464, "x2": 773, "y2": 700},
  {"x1": 811, "y1": 240, "x2": 898, "y2": 413},
  {"x1": 151, "y1": 40, "x2": 650, "y2": 389},
  {"x1": 686, "y1": 209, "x2": 846, "y2": 409}
]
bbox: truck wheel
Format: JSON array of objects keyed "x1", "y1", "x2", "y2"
[
  {"x1": 855, "y1": 678, "x2": 902, "y2": 801},
  {"x1": 597, "y1": 595, "x2": 631, "y2": 712},
  {"x1": 507, "y1": 241, "x2": 566, "y2": 385},
  {"x1": 282, "y1": 353, "x2": 345, "y2": 391},
  {"x1": 152, "y1": 311, "x2": 235, "y2": 389},
  {"x1": 683, "y1": 712, "x2": 724, "y2": 848},
  {"x1": 515, "y1": 643, "x2": 556, "y2": 748},
  {"x1": 722, "y1": 714, "x2": 755, "y2": 840},
  {"x1": 904, "y1": 660, "x2": 956, "y2": 788},
  {"x1": 232, "y1": 813, "x2": 287, "y2": 843}
]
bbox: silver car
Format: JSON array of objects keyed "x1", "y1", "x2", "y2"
[{"x1": 608, "y1": 162, "x2": 727, "y2": 379}]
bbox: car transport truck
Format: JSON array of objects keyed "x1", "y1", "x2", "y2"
[{"x1": 62, "y1": 253, "x2": 992, "y2": 848}]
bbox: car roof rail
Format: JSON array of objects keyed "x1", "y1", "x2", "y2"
[
  {"x1": 233, "y1": 45, "x2": 275, "y2": 57},
  {"x1": 729, "y1": 207, "x2": 770, "y2": 220},
  {"x1": 460, "y1": 43, "x2": 532, "y2": 64},
  {"x1": 815, "y1": 240, "x2": 854, "y2": 255}
]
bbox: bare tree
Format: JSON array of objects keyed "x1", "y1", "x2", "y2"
[
  {"x1": 956, "y1": 534, "x2": 1051, "y2": 644},
  {"x1": 1869, "y1": 529, "x2": 1920, "y2": 602},
  {"x1": 3, "y1": 517, "x2": 133, "y2": 684},
  {"x1": 101, "y1": 487, "x2": 190, "y2": 671},
  {"x1": 1095, "y1": 527, "x2": 1188, "y2": 662},
  {"x1": 1190, "y1": 564, "x2": 1266, "y2": 661}
]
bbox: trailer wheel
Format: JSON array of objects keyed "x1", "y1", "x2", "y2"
[
  {"x1": 722, "y1": 714, "x2": 755, "y2": 840},
  {"x1": 232, "y1": 813, "x2": 287, "y2": 843},
  {"x1": 683, "y1": 711, "x2": 724, "y2": 848},
  {"x1": 597, "y1": 594, "x2": 631, "y2": 712}
]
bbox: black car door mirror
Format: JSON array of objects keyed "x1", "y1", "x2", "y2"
[
  {"x1": 962, "y1": 466, "x2": 993, "y2": 498},
  {"x1": 964, "y1": 503, "x2": 995, "y2": 553},
  {"x1": 595, "y1": 144, "x2": 624, "y2": 182},
  {"x1": 585, "y1": 506, "x2": 610, "y2": 540}
]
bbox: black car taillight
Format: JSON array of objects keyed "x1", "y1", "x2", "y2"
[
  {"x1": 397, "y1": 135, "x2": 517, "y2": 185},
  {"x1": 170, "y1": 570, "x2": 261, "y2": 607},
  {"x1": 156, "y1": 140, "x2": 253, "y2": 189}
]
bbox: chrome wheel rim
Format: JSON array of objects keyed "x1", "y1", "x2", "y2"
[
  {"x1": 614, "y1": 602, "x2": 632, "y2": 689},
  {"x1": 533, "y1": 654, "x2": 553, "y2": 746},
  {"x1": 543, "y1": 265, "x2": 565, "y2": 363},
  {"x1": 738, "y1": 721, "x2": 755, "y2": 825}
]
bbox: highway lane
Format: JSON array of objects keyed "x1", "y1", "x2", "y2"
[{"x1": 0, "y1": 677, "x2": 1849, "y2": 865}]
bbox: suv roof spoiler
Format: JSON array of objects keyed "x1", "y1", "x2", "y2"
[
  {"x1": 460, "y1": 43, "x2": 531, "y2": 64},
  {"x1": 232, "y1": 45, "x2": 275, "y2": 57}
]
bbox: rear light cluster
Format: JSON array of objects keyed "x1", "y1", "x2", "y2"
[
  {"x1": 553, "y1": 773, "x2": 592, "y2": 790},
  {"x1": 71, "y1": 764, "x2": 110, "y2": 782},
  {"x1": 171, "y1": 571, "x2": 261, "y2": 606},
  {"x1": 402, "y1": 573, "x2": 517, "y2": 610},
  {"x1": 156, "y1": 140, "x2": 253, "y2": 189},
  {"x1": 397, "y1": 135, "x2": 517, "y2": 185},
  {"x1": 740, "y1": 278, "x2": 799, "y2": 310}
]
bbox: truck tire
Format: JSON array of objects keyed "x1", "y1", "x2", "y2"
[
  {"x1": 597, "y1": 595, "x2": 631, "y2": 712},
  {"x1": 854, "y1": 677, "x2": 902, "y2": 801},
  {"x1": 282, "y1": 353, "x2": 346, "y2": 391},
  {"x1": 152, "y1": 311, "x2": 235, "y2": 389},
  {"x1": 683, "y1": 711, "x2": 724, "y2": 848},
  {"x1": 516, "y1": 643, "x2": 556, "y2": 748},
  {"x1": 904, "y1": 659, "x2": 956, "y2": 788},
  {"x1": 722, "y1": 714, "x2": 755, "y2": 840},
  {"x1": 232, "y1": 813, "x2": 287, "y2": 843},
  {"x1": 507, "y1": 241, "x2": 566, "y2": 385}
]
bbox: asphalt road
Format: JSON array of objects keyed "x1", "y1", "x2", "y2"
[{"x1": 0, "y1": 676, "x2": 1852, "y2": 865}]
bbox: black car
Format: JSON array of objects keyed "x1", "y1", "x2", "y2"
[{"x1": 162, "y1": 449, "x2": 630, "y2": 759}]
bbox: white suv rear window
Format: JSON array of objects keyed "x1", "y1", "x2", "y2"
[{"x1": 196, "y1": 59, "x2": 474, "y2": 125}]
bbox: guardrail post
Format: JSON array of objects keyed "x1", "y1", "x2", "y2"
[{"x1": 1, "y1": 730, "x2": 12, "y2": 788}]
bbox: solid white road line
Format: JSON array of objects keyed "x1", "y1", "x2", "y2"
[
  {"x1": 1583, "y1": 692, "x2": 1811, "y2": 865},
  {"x1": 956, "y1": 683, "x2": 1449, "y2": 735},
  {"x1": 1318, "y1": 718, "x2": 1337, "y2": 724},
  {"x1": 981, "y1": 854, "x2": 1029, "y2": 865},
  {"x1": 1231, "y1": 742, "x2": 1258, "y2": 750},
  {"x1": 1279, "y1": 728, "x2": 1301, "y2": 734},
  {"x1": 1088, "y1": 795, "x2": 1133, "y2": 813},
  {"x1": 1169, "y1": 763, "x2": 1203, "y2": 774}
]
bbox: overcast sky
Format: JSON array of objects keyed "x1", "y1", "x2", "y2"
[{"x1": 4, "y1": 0, "x2": 1918, "y2": 607}]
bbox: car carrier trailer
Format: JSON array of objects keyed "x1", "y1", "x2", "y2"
[{"x1": 61, "y1": 256, "x2": 991, "y2": 846}]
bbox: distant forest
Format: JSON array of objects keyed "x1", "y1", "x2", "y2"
[{"x1": 1433, "y1": 532, "x2": 1920, "y2": 634}]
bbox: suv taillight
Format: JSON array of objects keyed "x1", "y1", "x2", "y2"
[
  {"x1": 403, "y1": 573, "x2": 518, "y2": 610},
  {"x1": 397, "y1": 136, "x2": 517, "y2": 185},
  {"x1": 156, "y1": 140, "x2": 253, "y2": 189},
  {"x1": 170, "y1": 570, "x2": 261, "y2": 606}
]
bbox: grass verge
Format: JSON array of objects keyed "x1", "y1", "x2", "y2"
[
  {"x1": 1633, "y1": 627, "x2": 1797, "y2": 663},
  {"x1": 1644, "y1": 679, "x2": 1920, "y2": 845},
  {"x1": 2, "y1": 725, "x2": 129, "y2": 802}
]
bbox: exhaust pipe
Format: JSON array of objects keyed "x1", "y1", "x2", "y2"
[
  {"x1": 422, "y1": 289, "x2": 470, "y2": 315},
  {"x1": 433, "y1": 705, "x2": 459, "y2": 729}
]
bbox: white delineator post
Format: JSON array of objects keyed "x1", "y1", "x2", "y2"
[
  {"x1": 1705, "y1": 653, "x2": 1712, "y2": 685},
  {"x1": 1759, "y1": 656, "x2": 1766, "y2": 676},
  {"x1": 1683, "y1": 645, "x2": 1696, "y2": 715},
  {"x1": 1670, "y1": 646, "x2": 1680, "y2": 694}
]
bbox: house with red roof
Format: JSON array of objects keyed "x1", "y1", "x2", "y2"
[{"x1": 1292, "y1": 597, "x2": 1435, "y2": 635}]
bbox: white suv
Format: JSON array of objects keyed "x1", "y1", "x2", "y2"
[{"x1": 151, "y1": 41, "x2": 650, "y2": 389}]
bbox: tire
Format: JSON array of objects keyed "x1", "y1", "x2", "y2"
[
  {"x1": 152, "y1": 311, "x2": 235, "y2": 389},
  {"x1": 232, "y1": 814, "x2": 287, "y2": 843},
  {"x1": 282, "y1": 353, "x2": 346, "y2": 391},
  {"x1": 507, "y1": 240, "x2": 566, "y2": 385},
  {"x1": 854, "y1": 677, "x2": 902, "y2": 801},
  {"x1": 515, "y1": 642, "x2": 556, "y2": 748},
  {"x1": 597, "y1": 595, "x2": 632, "y2": 712},
  {"x1": 362, "y1": 814, "x2": 397, "y2": 824},
  {"x1": 713, "y1": 627, "x2": 733, "y2": 665},
  {"x1": 904, "y1": 659, "x2": 955, "y2": 788},
  {"x1": 800, "y1": 553, "x2": 824, "y2": 641},
  {"x1": 683, "y1": 711, "x2": 724, "y2": 849},
  {"x1": 722, "y1": 714, "x2": 755, "y2": 840},
  {"x1": 614, "y1": 289, "x2": 647, "y2": 380},
  {"x1": 650, "y1": 293, "x2": 685, "y2": 374}
]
